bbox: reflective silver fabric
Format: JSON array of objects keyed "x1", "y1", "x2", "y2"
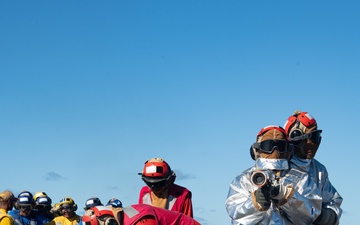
[
  {"x1": 225, "y1": 161, "x2": 322, "y2": 225},
  {"x1": 255, "y1": 158, "x2": 289, "y2": 170},
  {"x1": 290, "y1": 156, "x2": 343, "y2": 224}
]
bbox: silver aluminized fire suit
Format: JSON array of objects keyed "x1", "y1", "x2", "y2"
[
  {"x1": 290, "y1": 156, "x2": 343, "y2": 224},
  {"x1": 225, "y1": 159, "x2": 322, "y2": 225}
]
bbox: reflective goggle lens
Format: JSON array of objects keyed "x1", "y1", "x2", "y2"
[
  {"x1": 255, "y1": 140, "x2": 289, "y2": 154},
  {"x1": 290, "y1": 129, "x2": 303, "y2": 145},
  {"x1": 290, "y1": 130, "x2": 322, "y2": 145},
  {"x1": 309, "y1": 130, "x2": 322, "y2": 143}
]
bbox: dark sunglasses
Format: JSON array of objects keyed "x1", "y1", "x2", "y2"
[
  {"x1": 253, "y1": 140, "x2": 291, "y2": 154},
  {"x1": 290, "y1": 129, "x2": 322, "y2": 145}
]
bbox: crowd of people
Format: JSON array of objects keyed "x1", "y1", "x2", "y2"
[
  {"x1": 0, "y1": 157, "x2": 199, "y2": 225},
  {"x1": 0, "y1": 110, "x2": 343, "y2": 225}
]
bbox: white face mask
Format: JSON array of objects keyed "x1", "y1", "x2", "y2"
[{"x1": 255, "y1": 158, "x2": 289, "y2": 170}]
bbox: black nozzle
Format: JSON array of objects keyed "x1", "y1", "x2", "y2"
[{"x1": 251, "y1": 171, "x2": 268, "y2": 187}]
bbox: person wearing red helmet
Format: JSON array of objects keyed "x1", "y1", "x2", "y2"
[
  {"x1": 138, "y1": 158, "x2": 193, "y2": 218},
  {"x1": 284, "y1": 110, "x2": 343, "y2": 225},
  {"x1": 82, "y1": 204, "x2": 201, "y2": 225},
  {"x1": 226, "y1": 125, "x2": 322, "y2": 224},
  {"x1": 82, "y1": 206, "x2": 117, "y2": 225}
]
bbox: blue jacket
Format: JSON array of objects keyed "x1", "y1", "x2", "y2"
[{"x1": 8, "y1": 210, "x2": 43, "y2": 225}]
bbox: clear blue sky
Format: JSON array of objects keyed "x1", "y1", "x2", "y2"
[{"x1": 0, "y1": 1, "x2": 358, "y2": 224}]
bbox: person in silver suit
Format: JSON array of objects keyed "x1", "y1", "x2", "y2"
[
  {"x1": 284, "y1": 110, "x2": 343, "y2": 225},
  {"x1": 225, "y1": 125, "x2": 322, "y2": 225}
]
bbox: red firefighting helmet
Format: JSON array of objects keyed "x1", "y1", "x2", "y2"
[
  {"x1": 250, "y1": 125, "x2": 291, "y2": 160},
  {"x1": 256, "y1": 125, "x2": 288, "y2": 141},
  {"x1": 139, "y1": 158, "x2": 173, "y2": 183},
  {"x1": 82, "y1": 206, "x2": 118, "y2": 225},
  {"x1": 284, "y1": 111, "x2": 316, "y2": 135}
]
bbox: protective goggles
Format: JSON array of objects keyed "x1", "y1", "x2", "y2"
[
  {"x1": 143, "y1": 179, "x2": 168, "y2": 189},
  {"x1": 289, "y1": 129, "x2": 322, "y2": 145},
  {"x1": 253, "y1": 140, "x2": 292, "y2": 154}
]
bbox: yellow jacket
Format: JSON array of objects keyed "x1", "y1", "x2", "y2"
[
  {"x1": 45, "y1": 215, "x2": 81, "y2": 225},
  {"x1": 0, "y1": 209, "x2": 14, "y2": 225}
]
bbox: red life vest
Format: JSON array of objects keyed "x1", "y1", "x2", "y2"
[
  {"x1": 138, "y1": 183, "x2": 193, "y2": 217},
  {"x1": 123, "y1": 204, "x2": 199, "y2": 225}
]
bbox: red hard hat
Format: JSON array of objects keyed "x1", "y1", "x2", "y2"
[
  {"x1": 284, "y1": 111, "x2": 316, "y2": 134},
  {"x1": 82, "y1": 206, "x2": 117, "y2": 225},
  {"x1": 139, "y1": 158, "x2": 172, "y2": 183}
]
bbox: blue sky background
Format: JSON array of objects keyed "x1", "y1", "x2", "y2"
[{"x1": 0, "y1": 1, "x2": 358, "y2": 224}]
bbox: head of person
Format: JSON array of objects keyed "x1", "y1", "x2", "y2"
[
  {"x1": 33, "y1": 192, "x2": 47, "y2": 202},
  {"x1": 35, "y1": 195, "x2": 52, "y2": 214},
  {"x1": 105, "y1": 198, "x2": 122, "y2": 208},
  {"x1": 284, "y1": 110, "x2": 322, "y2": 159},
  {"x1": 82, "y1": 206, "x2": 118, "y2": 225},
  {"x1": 251, "y1": 125, "x2": 293, "y2": 162},
  {"x1": 139, "y1": 157, "x2": 176, "y2": 195},
  {"x1": 14, "y1": 190, "x2": 33, "y2": 210},
  {"x1": 84, "y1": 197, "x2": 103, "y2": 210},
  {"x1": 0, "y1": 190, "x2": 17, "y2": 211},
  {"x1": 17, "y1": 194, "x2": 35, "y2": 216},
  {"x1": 59, "y1": 197, "x2": 77, "y2": 218}
]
